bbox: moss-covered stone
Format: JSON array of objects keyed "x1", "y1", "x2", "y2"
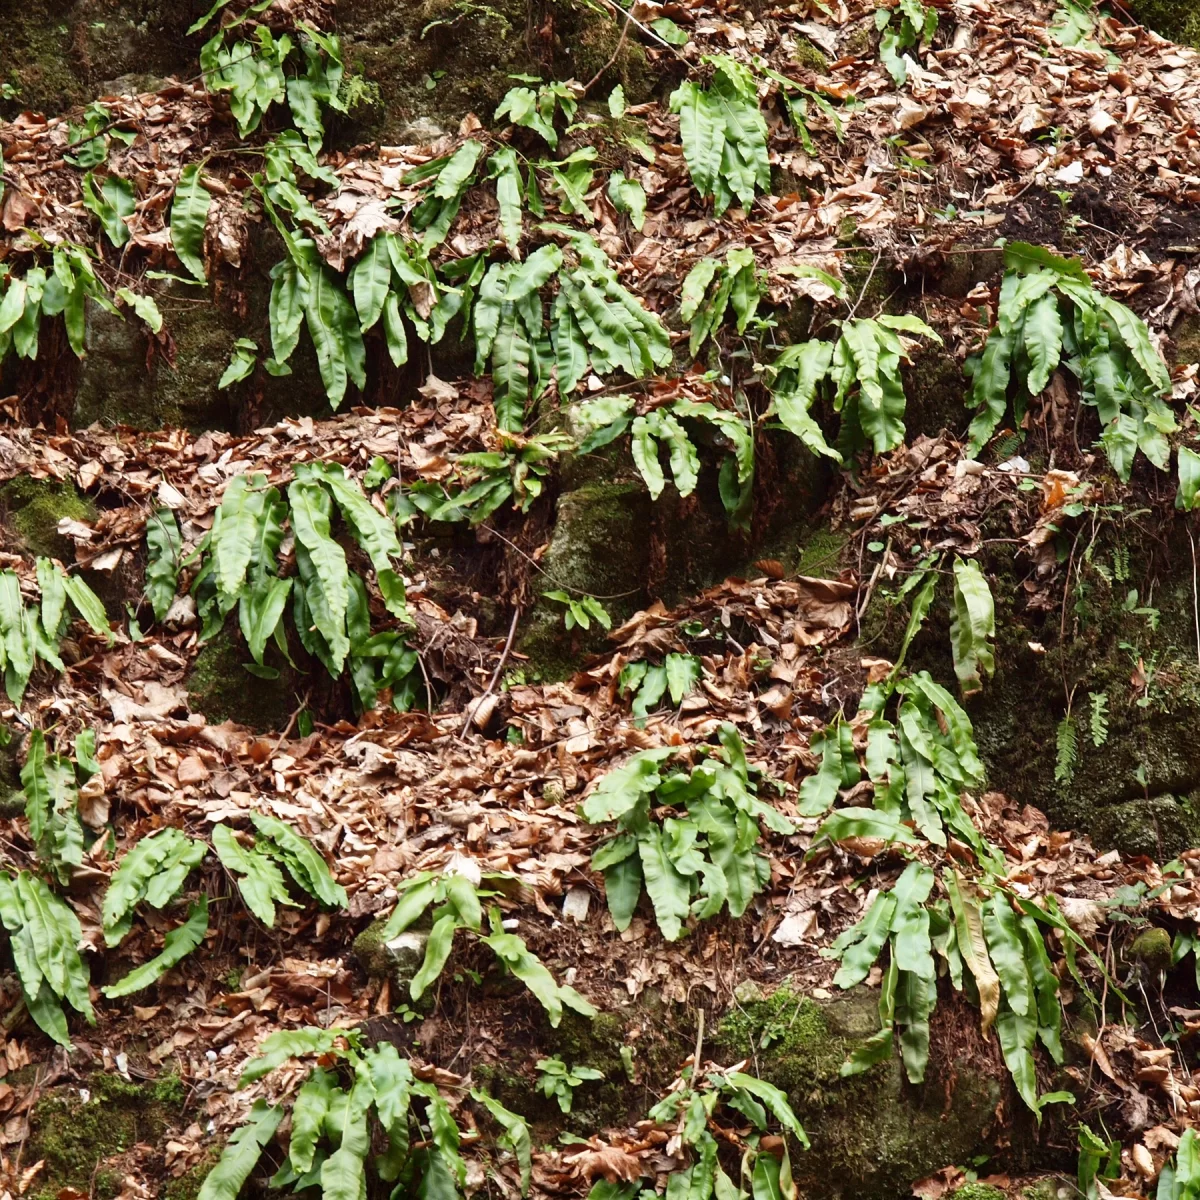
[
  {"x1": 0, "y1": 475, "x2": 97, "y2": 560},
  {"x1": 353, "y1": 916, "x2": 430, "y2": 993},
  {"x1": 1091, "y1": 796, "x2": 1200, "y2": 859},
  {"x1": 185, "y1": 623, "x2": 300, "y2": 731},
  {"x1": 338, "y1": 0, "x2": 659, "y2": 144},
  {"x1": 1, "y1": 1, "x2": 202, "y2": 120},
  {"x1": 712, "y1": 983, "x2": 1027, "y2": 1200},
  {"x1": 27, "y1": 1071, "x2": 186, "y2": 1199},
  {"x1": 1128, "y1": 925, "x2": 1173, "y2": 972},
  {"x1": 73, "y1": 244, "x2": 329, "y2": 433},
  {"x1": 518, "y1": 481, "x2": 653, "y2": 678},
  {"x1": 1124, "y1": 0, "x2": 1200, "y2": 45},
  {"x1": 797, "y1": 525, "x2": 849, "y2": 579}
]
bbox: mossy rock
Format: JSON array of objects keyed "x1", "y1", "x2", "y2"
[
  {"x1": 1092, "y1": 796, "x2": 1200, "y2": 859},
  {"x1": 952, "y1": 1185, "x2": 1009, "y2": 1200},
  {"x1": 337, "y1": 0, "x2": 659, "y2": 143},
  {"x1": 1128, "y1": 925, "x2": 1173, "y2": 972},
  {"x1": 1124, "y1": 0, "x2": 1200, "y2": 44},
  {"x1": 185, "y1": 623, "x2": 302, "y2": 731},
  {"x1": 712, "y1": 983, "x2": 1041, "y2": 1200},
  {"x1": 27, "y1": 1071, "x2": 186, "y2": 1200},
  {"x1": 0, "y1": 475, "x2": 97, "y2": 560},
  {"x1": 0, "y1": 0, "x2": 205, "y2": 120},
  {"x1": 73, "y1": 235, "x2": 329, "y2": 433},
  {"x1": 353, "y1": 916, "x2": 430, "y2": 994}
]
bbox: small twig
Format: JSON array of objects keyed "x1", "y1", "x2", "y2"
[
  {"x1": 691, "y1": 1005, "x2": 706, "y2": 1077},
  {"x1": 584, "y1": 5, "x2": 633, "y2": 95},
  {"x1": 271, "y1": 690, "x2": 311, "y2": 754},
  {"x1": 458, "y1": 606, "x2": 521, "y2": 739},
  {"x1": 845, "y1": 249, "x2": 883, "y2": 321}
]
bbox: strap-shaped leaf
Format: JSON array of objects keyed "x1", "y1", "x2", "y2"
[
  {"x1": 170, "y1": 165, "x2": 212, "y2": 282},
  {"x1": 889, "y1": 862, "x2": 935, "y2": 980},
  {"x1": 212, "y1": 823, "x2": 297, "y2": 927},
  {"x1": 36, "y1": 558, "x2": 67, "y2": 639},
  {"x1": 288, "y1": 477, "x2": 350, "y2": 673},
  {"x1": 250, "y1": 812, "x2": 348, "y2": 909},
  {"x1": 637, "y1": 825, "x2": 692, "y2": 941},
  {"x1": 349, "y1": 234, "x2": 392, "y2": 332},
  {"x1": 241, "y1": 1026, "x2": 342, "y2": 1086},
  {"x1": 103, "y1": 827, "x2": 204, "y2": 943},
  {"x1": 212, "y1": 474, "x2": 257, "y2": 598},
  {"x1": 305, "y1": 264, "x2": 367, "y2": 409},
  {"x1": 949, "y1": 557, "x2": 996, "y2": 696},
  {"x1": 831, "y1": 890, "x2": 896, "y2": 988},
  {"x1": 491, "y1": 148, "x2": 524, "y2": 255},
  {"x1": 983, "y1": 891, "x2": 1033, "y2": 1018},
  {"x1": 1023, "y1": 291, "x2": 1064, "y2": 395},
  {"x1": 197, "y1": 1101, "x2": 284, "y2": 1200},
  {"x1": 145, "y1": 508, "x2": 182, "y2": 622},
  {"x1": 101, "y1": 896, "x2": 209, "y2": 998},
  {"x1": 723, "y1": 1073, "x2": 809, "y2": 1148},
  {"x1": 947, "y1": 871, "x2": 1000, "y2": 1036}
]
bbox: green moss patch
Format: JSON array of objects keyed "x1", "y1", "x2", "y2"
[
  {"x1": 0, "y1": 475, "x2": 96, "y2": 560},
  {"x1": 185, "y1": 624, "x2": 300, "y2": 731},
  {"x1": 28, "y1": 1072, "x2": 186, "y2": 1200}
]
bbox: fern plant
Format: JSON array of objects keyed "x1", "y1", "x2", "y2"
[
  {"x1": 680, "y1": 247, "x2": 763, "y2": 359},
  {"x1": 212, "y1": 813, "x2": 347, "y2": 927},
  {"x1": 670, "y1": 56, "x2": 770, "y2": 216},
  {"x1": 18, "y1": 729, "x2": 98, "y2": 883},
  {"x1": 574, "y1": 394, "x2": 755, "y2": 526},
  {"x1": 472, "y1": 229, "x2": 671, "y2": 427},
  {"x1": 199, "y1": 1028, "x2": 532, "y2": 1200},
  {"x1": 1, "y1": 561, "x2": 113, "y2": 705},
  {"x1": 544, "y1": 591, "x2": 612, "y2": 633},
  {"x1": 199, "y1": 21, "x2": 346, "y2": 148},
  {"x1": 102, "y1": 827, "x2": 208, "y2": 946},
  {"x1": 400, "y1": 432, "x2": 572, "y2": 526},
  {"x1": 535, "y1": 1056, "x2": 603, "y2": 1114},
  {"x1": 372, "y1": 871, "x2": 596, "y2": 1025},
  {"x1": 582, "y1": 725, "x2": 795, "y2": 940},
  {"x1": 966, "y1": 242, "x2": 1174, "y2": 481},
  {"x1": 802, "y1": 670, "x2": 997, "y2": 865},
  {"x1": 638, "y1": 1062, "x2": 809, "y2": 1200},
  {"x1": 0, "y1": 246, "x2": 161, "y2": 369},
  {"x1": 619, "y1": 653, "x2": 702, "y2": 719},
  {"x1": 494, "y1": 77, "x2": 580, "y2": 149},
  {"x1": 173, "y1": 465, "x2": 418, "y2": 711},
  {"x1": 765, "y1": 314, "x2": 942, "y2": 460},
  {"x1": 828, "y1": 865, "x2": 1073, "y2": 1117},
  {"x1": 0, "y1": 870, "x2": 94, "y2": 1046}
]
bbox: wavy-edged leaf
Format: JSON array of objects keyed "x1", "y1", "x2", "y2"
[
  {"x1": 197, "y1": 1101, "x2": 284, "y2": 1200},
  {"x1": 949, "y1": 557, "x2": 996, "y2": 696},
  {"x1": 64, "y1": 574, "x2": 113, "y2": 643},
  {"x1": 240, "y1": 1026, "x2": 340, "y2": 1085},
  {"x1": 349, "y1": 235, "x2": 392, "y2": 332},
  {"x1": 472, "y1": 1089, "x2": 532, "y2": 1196},
  {"x1": 212, "y1": 823, "x2": 296, "y2": 928},
  {"x1": 492, "y1": 148, "x2": 524, "y2": 255},
  {"x1": 288, "y1": 477, "x2": 350, "y2": 673},
  {"x1": 983, "y1": 891, "x2": 1033, "y2": 1018},
  {"x1": 102, "y1": 896, "x2": 209, "y2": 998},
  {"x1": 1023, "y1": 291, "x2": 1064, "y2": 395},
  {"x1": 145, "y1": 507, "x2": 182, "y2": 622},
  {"x1": 251, "y1": 812, "x2": 348, "y2": 909},
  {"x1": 832, "y1": 890, "x2": 896, "y2": 988},
  {"x1": 170, "y1": 164, "x2": 212, "y2": 282},
  {"x1": 637, "y1": 825, "x2": 692, "y2": 941}
]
